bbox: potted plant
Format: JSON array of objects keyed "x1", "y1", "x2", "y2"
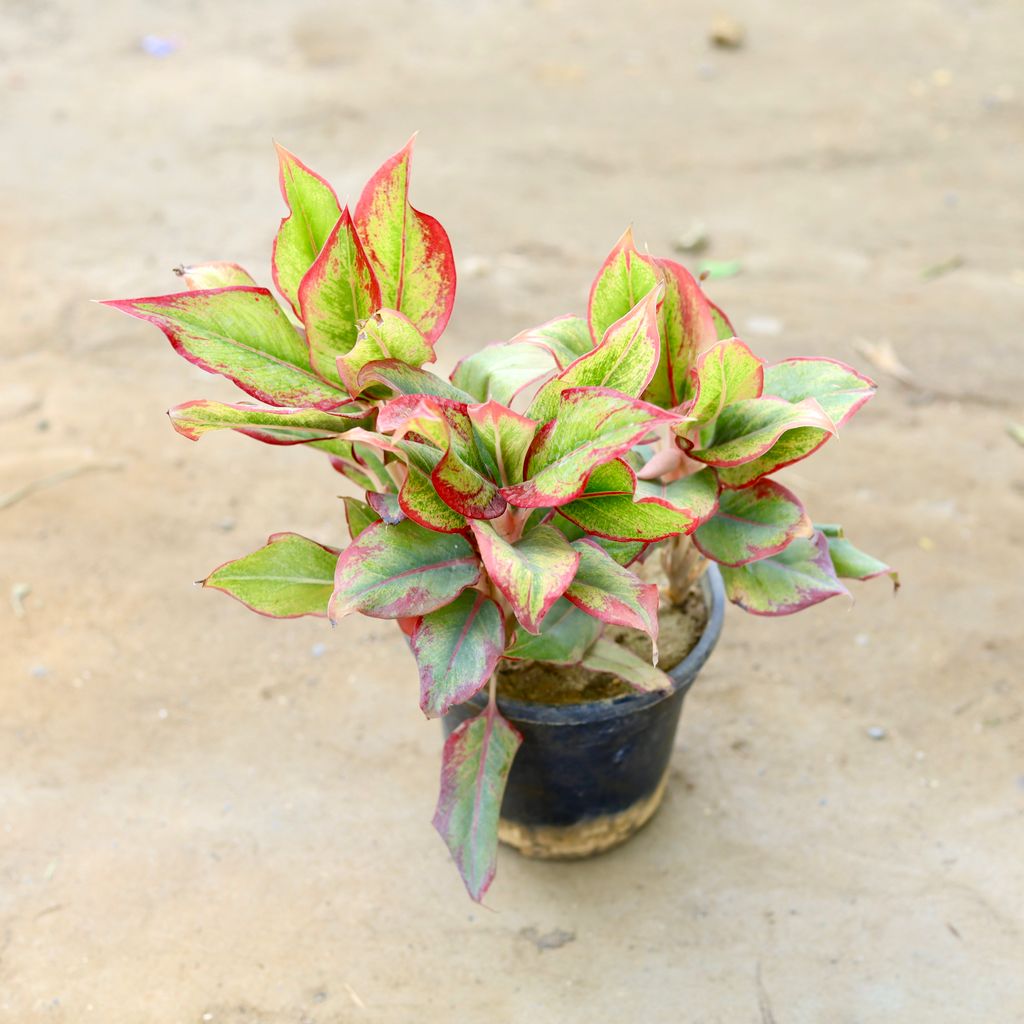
[{"x1": 103, "y1": 138, "x2": 896, "y2": 901}]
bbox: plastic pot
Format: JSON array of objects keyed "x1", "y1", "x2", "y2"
[{"x1": 441, "y1": 565, "x2": 726, "y2": 859}]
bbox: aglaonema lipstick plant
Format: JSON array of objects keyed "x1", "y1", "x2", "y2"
[{"x1": 104, "y1": 138, "x2": 895, "y2": 902}]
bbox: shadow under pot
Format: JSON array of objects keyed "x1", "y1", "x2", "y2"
[{"x1": 442, "y1": 565, "x2": 726, "y2": 860}]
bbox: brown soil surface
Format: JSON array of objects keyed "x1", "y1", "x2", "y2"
[
  {"x1": 498, "y1": 587, "x2": 708, "y2": 703},
  {"x1": 2, "y1": 2, "x2": 1023, "y2": 1021}
]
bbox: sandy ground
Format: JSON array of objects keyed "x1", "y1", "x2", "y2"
[{"x1": 2, "y1": 0, "x2": 1023, "y2": 1020}]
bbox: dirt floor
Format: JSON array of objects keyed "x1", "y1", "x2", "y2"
[{"x1": 2, "y1": 0, "x2": 1023, "y2": 1020}]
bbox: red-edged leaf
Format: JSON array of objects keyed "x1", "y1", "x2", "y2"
[
  {"x1": 341, "y1": 496, "x2": 380, "y2": 539},
  {"x1": 692, "y1": 479, "x2": 810, "y2": 567},
  {"x1": 510, "y1": 315, "x2": 593, "y2": 368},
  {"x1": 566, "y1": 539, "x2": 661, "y2": 660},
  {"x1": 819, "y1": 525, "x2": 899, "y2": 590},
  {"x1": 579, "y1": 637, "x2": 671, "y2": 693},
  {"x1": 643, "y1": 258, "x2": 720, "y2": 408},
  {"x1": 720, "y1": 531, "x2": 850, "y2": 615},
  {"x1": 176, "y1": 262, "x2": 256, "y2": 290},
  {"x1": 687, "y1": 397, "x2": 836, "y2": 467},
  {"x1": 433, "y1": 700, "x2": 522, "y2": 902},
  {"x1": 297, "y1": 207, "x2": 382, "y2": 383},
  {"x1": 336, "y1": 309, "x2": 434, "y2": 396},
  {"x1": 366, "y1": 490, "x2": 405, "y2": 524},
  {"x1": 272, "y1": 144, "x2": 342, "y2": 316},
  {"x1": 763, "y1": 357, "x2": 876, "y2": 427},
  {"x1": 467, "y1": 401, "x2": 538, "y2": 487},
  {"x1": 502, "y1": 598, "x2": 602, "y2": 664},
  {"x1": 102, "y1": 288, "x2": 349, "y2": 409},
  {"x1": 529, "y1": 287, "x2": 663, "y2": 422},
  {"x1": 709, "y1": 299, "x2": 735, "y2": 341},
  {"x1": 634, "y1": 468, "x2": 721, "y2": 531},
  {"x1": 450, "y1": 341, "x2": 557, "y2": 405},
  {"x1": 552, "y1": 515, "x2": 647, "y2": 567},
  {"x1": 411, "y1": 591, "x2": 505, "y2": 717},
  {"x1": 358, "y1": 359, "x2": 474, "y2": 402},
  {"x1": 470, "y1": 521, "x2": 580, "y2": 634},
  {"x1": 396, "y1": 440, "x2": 468, "y2": 534},
  {"x1": 354, "y1": 136, "x2": 456, "y2": 342},
  {"x1": 202, "y1": 533, "x2": 338, "y2": 619},
  {"x1": 502, "y1": 388, "x2": 675, "y2": 509},
  {"x1": 587, "y1": 228, "x2": 661, "y2": 343},
  {"x1": 329, "y1": 519, "x2": 480, "y2": 620},
  {"x1": 167, "y1": 399, "x2": 370, "y2": 443},
  {"x1": 686, "y1": 339, "x2": 765, "y2": 424}
]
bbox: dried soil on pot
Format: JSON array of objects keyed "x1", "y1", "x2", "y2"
[{"x1": 496, "y1": 585, "x2": 708, "y2": 705}]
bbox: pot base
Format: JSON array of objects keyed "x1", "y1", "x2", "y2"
[{"x1": 497, "y1": 770, "x2": 669, "y2": 860}]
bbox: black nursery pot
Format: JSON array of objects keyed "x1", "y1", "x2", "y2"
[{"x1": 442, "y1": 566, "x2": 726, "y2": 859}]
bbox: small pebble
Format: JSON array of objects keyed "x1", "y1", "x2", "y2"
[
  {"x1": 311, "y1": 642, "x2": 327, "y2": 658},
  {"x1": 867, "y1": 726, "x2": 887, "y2": 741},
  {"x1": 709, "y1": 16, "x2": 745, "y2": 49}
]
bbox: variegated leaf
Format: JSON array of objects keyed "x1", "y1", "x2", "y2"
[
  {"x1": 709, "y1": 299, "x2": 735, "y2": 341},
  {"x1": 566, "y1": 540, "x2": 660, "y2": 660},
  {"x1": 203, "y1": 532, "x2": 338, "y2": 618},
  {"x1": 579, "y1": 637, "x2": 671, "y2": 693},
  {"x1": 764, "y1": 357, "x2": 876, "y2": 427},
  {"x1": 714, "y1": 426, "x2": 833, "y2": 488},
  {"x1": 502, "y1": 598, "x2": 602, "y2": 664},
  {"x1": 819, "y1": 526, "x2": 899, "y2": 590},
  {"x1": 433, "y1": 701, "x2": 521, "y2": 902},
  {"x1": 176, "y1": 262, "x2": 256, "y2": 290},
  {"x1": 272, "y1": 144, "x2": 342, "y2": 315},
  {"x1": 686, "y1": 339, "x2": 764, "y2": 424},
  {"x1": 587, "y1": 228, "x2": 661, "y2": 343},
  {"x1": 354, "y1": 137, "x2": 456, "y2": 342},
  {"x1": 329, "y1": 519, "x2": 480, "y2": 620},
  {"x1": 634, "y1": 468, "x2": 721, "y2": 529},
  {"x1": 450, "y1": 341, "x2": 556, "y2": 406},
  {"x1": 511, "y1": 315, "x2": 593, "y2": 368},
  {"x1": 693, "y1": 479, "x2": 810, "y2": 566},
  {"x1": 549, "y1": 514, "x2": 646, "y2": 566},
  {"x1": 366, "y1": 490, "x2": 405, "y2": 524},
  {"x1": 529, "y1": 287, "x2": 663, "y2": 422},
  {"x1": 470, "y1": 521, "x2": 580, "y2": 634},
  {"x1": 102, "y1": 288, "x2": 349, "y2": 409},
  {"x1": 336, "y1": 309, "x2": 434, "y2": 395},
  {"x1": 358, "y1": 359, "x2": 474, "y2": 402},
  {"x1": 297, "y1": 207, "x2": 382, "y2": 383},
  {"x1": 411, "y1": 591, "x2": 505, "y2": 717},
  {"x1": 341, "y1": 496, "x2": 380, "y2": 539},
  {"x1": 467, "y1": 401, "x2": 537, "y2": 487},
  {"x1": 502, "y1": 388, "x2": 673, "y2": 509},
  {"x1": 396, "y1": 440, "x2": 468, "y2": 534},
  {"x1": 720, "y1": 531, "x2": 849, "y2": 615},
  {"x1": 168, "y1": 399, "x2": 370, "y2": 443}
]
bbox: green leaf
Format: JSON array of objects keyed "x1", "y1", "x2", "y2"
[
  {"x1": 579, "y1": 637, "x2": 671, "y2": 693},
  {"x1": 358, "y1": 360, "x2": 474, "y2": 402},
  {"x1": 693, "y1": 479, "x2": 810, "y2": 567},
  {"x1": 643, "y1": 258, "x2": 720, "y2": 408},
  {"x1": 566, "y1": 540, "x2": 661, "y2": 660},
  {"x1": 688, "y1": 397, "x2": 835, "y2": 467},
  {"x1": 297, "y1": 207, "x2": 382, "y2": 383},
  {"x1": 635, "y1": 468, "x2": 721, "y2": 528},
  {"x1": 329, "y1": 519, "x2": 480, "y2": 620},
  {"x1": 168, "y1": 400, "x2": 370, "y2": 443},
  {"x1": 719, "y1": 532, "x2": 849, "y2": 616},
  {"x1": 176, "y1": 262, "x2": 257, "y2": 290},
  {"x1": 529, "y1": 287, "x2": 663, "y2": 422},
  {"x1": 821, "y1": 530, "x2": 899, "y2": 590},
  {"x1": 511, "y1": 315, "x2": 593, "y2": 368},
  {"x1": 102, "y1": 288, "x2": 349, "y2": 409},
  {"x1": 551, "y1": 514, "x2": 646, "y2": 566},
  {"x1": 336, "y1": 309, "x2": 435, "y2": 395},
  {"x1": 763, "y1": 357, "x2": 876, "y2": 427},
  {"x1": 354, "y1": 137, "x2": 456, "y2": 342},
  {"x1": 272, "y1": 144, "x2": 343, "y2": 315},
  {"x1": 714, "y1": 426, "x2": 833, "y2": 488},
  {"x1": 450, "y1": 341, "x2": 556, "y2": 405},
  {"x1": 467, "y1": 401, "x2": 537, "y2": 487},
  {"x1": 587, "y1": 228, "x2": 662, "y2": 343},
  {"x1": 503, "y1": 598, "x2": 602, "y2": 664},
  {"x1": 396, "y1": 440, "x2": 468, "y2": 534},
  {"x1": 341, "y1": 496, "x2": 379, "y2": 539},
  {"x1": 709, "y1": 299, "x2": 735, "y2": 341},
  {"x1": 470, "y1": 522, "x2": 580, "y2": 634},
  {"x1": 366, "y1": 490, "x2": 405, "y2": 524},
  {"x1": 686, "y1": 339, "x2": 764, "y2": 424},
  {"x1": 411, "y1": 592, "x2": 505, "y2": 717},
  {"x1": 203, "y1": 533, "x2": 338, "y2": 618},
  {"x1": 433, "y1": 701, "x2": 522, "y2": 902},
  {"x1": 502, "y1": 388, "x2": 672, "y2": 508}
]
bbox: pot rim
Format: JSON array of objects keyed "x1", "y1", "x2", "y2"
[{"x1": 468, "y1": 563, "x2": 726, "y2": 726}]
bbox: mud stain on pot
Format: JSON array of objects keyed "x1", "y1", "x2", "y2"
[{"x1": 496, "y1": 587, "x2": 708, "y2": 705}]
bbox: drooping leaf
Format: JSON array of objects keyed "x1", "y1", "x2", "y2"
[
  {"x1": 550, "y1": 514, "x2": 646, "y2": 566},
  {"x1": 433, "y1": 701, "x2": 522, "y2": 902},
  {"x1": 764, "y1": 358, "x2": 876, "y2": 428},
  {"x1": 467, "y1": 401, "x2": 538, "y2": 487},
  {"x1": 366, "y1": 490, "x2": 405, "y2": 524},
  {"x1": 714, "y1": 426, "x2": 834, "y2": 488},
  {"x1": 358, "y1": 359, "x2": 474, "y2": 402},
  {"x1": 566, "y1": 540, "x2": 660, "y2": 659},
  {"x1": 336, "y1": 309, "x2": 434, "y2": 395},
  {"x1": 203, "y1": 532, "x2": 338, "y2": 618},
  {"x1": 502, "y1": 598, "x2": 601, "y2": 664},
  {"x1": 470, "y1": 521, "x2": 580, "y2": 634},
  {"x1": 643, "y1": 258, "x2": 720, "y2": 408},
  {"x1": 450, "y1": 341, "x2": 556, "y2": 405},
  {"x1": 502, "y1": 388, "x2": 673, "y2": 509},
  {"x1": 687, "y1": 397, "x2": 835, "y2": 467},
  {"x1": 820, "y1": 528, "x2": 899, "y2": 590},
  {"x1": 102, "y1": 288, "x2": 349, "y2": 409},
  {"x1": 693, "y1": 479, "x2": 811, "y2": 567},
  {"x1": 579, "y1": 637, "x2": 671, "y2": 693},
  {"x1": 329, "y1": 519, "x2": 480, "y2": 620},
  {"x1": 176, "y1": 262, "x2": 257, "y2": 290},
  {"x1": 686, "y1": 339, "x2": 764, "y2": 424},
  {"x1": 411, "y1": 591, "x2": 505, "y2": 717},
  {"x1": 529, "y1": 287, "x2": 663, "y2": 422},
  {"x1": 354, "y1": 136, "x2": 456, "y2": 342},
  {"x1": 297, "y1": 207, "x2": 382, "y2": 383},
  {"x1": 272, "y1": 144, "x2": 343, "y2": 315},
  {"x1": 167, "y1": 399, "x2": 370, "y2": 443},
  {"x1": 341, "y1": 496, "x2": 379, "y2": 539},
  {"x1": 587, "y1": 228, "x2": 661, "y2": 343},
  {"x1": 719, "y1": 532, "x2": 850, "y2": 615}
]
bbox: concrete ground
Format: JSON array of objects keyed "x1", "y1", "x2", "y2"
[{"x1": 2, "y1": 1, "x2": 1023, "y2": 1020}]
